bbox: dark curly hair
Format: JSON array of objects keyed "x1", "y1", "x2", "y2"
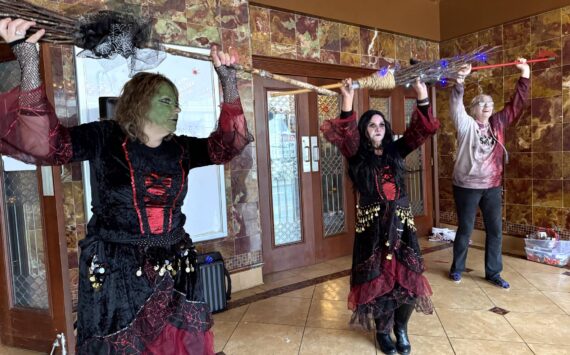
[{"x1": 347, "y1": 110, "x2": 407, "y2": 196}]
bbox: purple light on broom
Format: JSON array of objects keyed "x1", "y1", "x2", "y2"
[
  {"x1": 378, "y1": 67, "x2": 389, "y2": 76},
  {"x1": 475, "y1": 53, "x2": 488, "y2": 62}
]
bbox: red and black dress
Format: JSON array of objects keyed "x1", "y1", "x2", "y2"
[
  {"x1": 0, "y1": 84, "x2": 252, "y2": 354},
  {"x1": 320, "y1": 105, "x2": 438, "y2": 332}
]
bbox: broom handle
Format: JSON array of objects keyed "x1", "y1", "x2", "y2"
[
  {"x1": 273, "y1": 56, "x2": 556, "y2": 97},
  {"x1": 270, "y1": 82, "x2": 344, "y2": 97},
  {"x1": 471, "y1": 57, "x2": 555, "y2": 70}
]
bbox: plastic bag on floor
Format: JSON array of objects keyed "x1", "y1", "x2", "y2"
[{"x1": 429, "y1": 227, "x2": 457, "y2": 242}]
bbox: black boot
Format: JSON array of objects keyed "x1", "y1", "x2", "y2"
[
  {"x1": 375, "y1": 319, "x2": 397, "y2": 354},
  {"x1": 393, "y1": 303, "x2": 414, "y2": 354},
  {"x1": 376, "y1": 333, "x2": 397, "y2": 355}
]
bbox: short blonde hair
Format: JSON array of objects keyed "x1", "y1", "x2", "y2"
[{"x1": 468, "y1": 94, "x2": 493, "y2": 117}]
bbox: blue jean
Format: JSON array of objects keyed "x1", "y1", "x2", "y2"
[{"x1": 450, "y1": 185, "x2": 503, "y2": 279}]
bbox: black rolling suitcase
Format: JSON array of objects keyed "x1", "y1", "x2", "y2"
[{"x1": 197, "y1": 252, "x2": 232, "y2": 313}]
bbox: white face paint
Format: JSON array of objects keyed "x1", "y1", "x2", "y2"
[{"x1": 366, "y1": 114, "x2": 386, "y2": 148}]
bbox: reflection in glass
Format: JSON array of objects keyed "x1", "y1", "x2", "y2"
[
  {"x1": 2, "y1": 159, "x2": 48, "y2": 309},
  {"x1": 267, "y1": 93, "x2": 302, "y2": 246},
  {"x1": 318, "y1": 95, "x2": 346, "y2": 237}
]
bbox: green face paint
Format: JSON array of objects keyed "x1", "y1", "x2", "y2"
[{"x1": 147, "y1": 83, "x2": 180, "y2": 132}]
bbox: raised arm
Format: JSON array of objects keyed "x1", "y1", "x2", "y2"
[
  {"x1": 319, "y1": 78, "x2": 360, "y2": 158},
  {"x1": 493, "y1": 58, "x2": 530, "y2": 127},
  {"x1": 395, "y1": 78, "x2": 440, "y2": 158},
  {"x1": 0, "y1": 18, "x2": 73, "y2": 165},
  {"x1": 449, "y1": 64, "x2": 473, "y2": 134},
  {"x1": 206, "y1": 45, "x2": 253, "y2": 165}
]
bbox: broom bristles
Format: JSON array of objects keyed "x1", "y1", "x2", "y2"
[{"x1": 0, "y1": 0, "x2": 77, "y2": 43}]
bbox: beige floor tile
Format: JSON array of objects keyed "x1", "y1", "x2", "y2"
[
  {"x1": 450, "y1": 338, "x2": 534, "y2": 355},
  {"x1": 223, "y1": 322, "x2": 304, "y2": 355},
  {"x1": 306, "y1": 299, "x2": 354, "y2": 330},
  {"x1": 408, "y1": 312, "x2": 446, "y2": 337},
  {"x1": 313, "y1": 277, "x2": 350, "y2": 301},
  {"x1": 257, "y1": 274, "x2": 310, "y2": 291},
  {"x1": 505, "y1": 312, "x2": 570, "y2": 345},
  {"x1": 242, "y1": 296, "x2": 310, "y2": 326},
  {"x1": 422, "y1": 247, "x2": 453, "y2": 259},
  {"x1": 518, "y1": 272, "x2": 570, "y2": 292},
  {"x1": 423, "y1": 261, "x2": 480, "y2": 288},
  {"x1": 431, "y1": 284, "x2": 494, "y2": 310},
  {"x1": 230, "y1": 286, "x2": 265, "y2": 301},
  {"x1": 463, "y1": 252, "x2": 488, "y2": 271},
  {"x1": 211, "y1": 320, "x2": 238, "y2": 353},
  {"x1": 471, "y1": 270, "x2": 538, "y2": 291},
  {"x1": 0, "y1": 345, "x2": 42, "y2": 355},
  {"x1": 214, "y1": 305, "x2": 249, "y2": 322},
  {"x1": 276, "y1": 285, "x2": 315, "y2": 299},
  {"x1": 483, "y1": 288, "x2": 565, "y2": 314},
  {"x1": 543, "y1": 291, "x2": 570, "y2": 314},
  {"x1": 407, "y1": 335, "x2": 454, "y2": 355},
  {"x1": 527, "y1": 343, "x2": 570, "y2": 355},
  {"x1": 297, "y1": 262, "x2": 341, "y2": 279},
  {"x1": 324, "y1": 255, "x2": 353, "y2": 269},
  {"x1": 299, "y1": 327, "x2": 375, "y2": 355},
  {"x1": 263, "y1": 269, "x2": 301, "y2": 284},
  {"x1": 437, "y1": 308, "x2": 522, "y2": 342},
  {"x1": 504, "y1": 256, "x2": 567, "y2": 274}
]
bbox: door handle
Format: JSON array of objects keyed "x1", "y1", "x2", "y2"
[
  {"x1": 310, "y1": 136, "x2": 319, "y2": 172},
  {"x1": 301, "y1": 136, "x2": 311, "y2": 172}
]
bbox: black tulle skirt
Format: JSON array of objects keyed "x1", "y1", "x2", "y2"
[
  {"x1": 348, "y1": 196, "x2": 434, "y2": 333},
  {"x1": 76, "y1": 235, "x2": 214, "y2": 354}
]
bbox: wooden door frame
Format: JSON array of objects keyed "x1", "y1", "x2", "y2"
[
  {"x1": 430, "y1": 86, "x2": 440, "y2": 227},
  {"x1": 0, "y1": 43, "x2": 74, "y2": 352},
  {"x1": 254, "y1": 75, "x2": 317, "y2": 274},
  {"x1": 306, "y1": 77, "x2": 355, "y2": 263},
  {"x1": 253, "y1": 57, "x2": 374, "y2": 272}
]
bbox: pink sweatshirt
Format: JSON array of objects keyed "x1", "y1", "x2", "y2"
[{"x1": 449, "y1": 78, "x2": 529, "y2": 189}]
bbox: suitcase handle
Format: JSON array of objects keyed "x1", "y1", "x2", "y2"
[{"x1": 224, "y1": 267, "x2": 232, "y2": 300}]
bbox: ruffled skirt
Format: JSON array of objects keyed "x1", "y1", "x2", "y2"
[
  {"x1": 348, "y1": 197, "x2": 433, "y2": 333},
  {"x1": 76, "y1": 237, "x2": 214, "y2": 354}
]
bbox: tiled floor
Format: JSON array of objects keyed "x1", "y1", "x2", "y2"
[
  {"x1": 2, "y1": 241, "x2": 569, "y2": 354},
  {"x1": 214, "y1": 241, "x2": 570, "y2": 355},
  {"x1": 0, "y1": 344, "x2": 43, "y2": 355}
]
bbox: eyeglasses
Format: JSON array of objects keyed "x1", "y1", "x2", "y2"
[{"x1": 477, "y1": 101, "x2": 494, "y2": 108}]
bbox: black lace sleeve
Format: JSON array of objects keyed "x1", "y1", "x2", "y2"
[{"x1": 68, "y1": 120, "x2": 116, "y2": 162}]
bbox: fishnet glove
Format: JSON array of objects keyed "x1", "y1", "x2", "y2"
[
  {"x1": 214, "y1": 65, "x2": 239, "y2": 104},
  {"x1": 11, "y1": 42, "x2": 42, "y2": 93}
]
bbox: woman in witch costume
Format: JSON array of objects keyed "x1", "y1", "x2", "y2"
[
  {"x1": 320, "y1": 77, "x2": 438, "y2": 355},
  {"x1": 0, "y1": 18, "x2": 252, "y2": 354}
]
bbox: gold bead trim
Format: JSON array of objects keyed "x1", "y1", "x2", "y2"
[
  {"x1": 355, "y1": 202, "x2": 381, "y2": 233},
  {"x1": 395, "y1": 206, "x2": 416, "y2": 232}
]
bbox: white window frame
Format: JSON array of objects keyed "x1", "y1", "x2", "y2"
[{"x1": 74, "y1": 45, "x2": 228, "y2": 242}]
